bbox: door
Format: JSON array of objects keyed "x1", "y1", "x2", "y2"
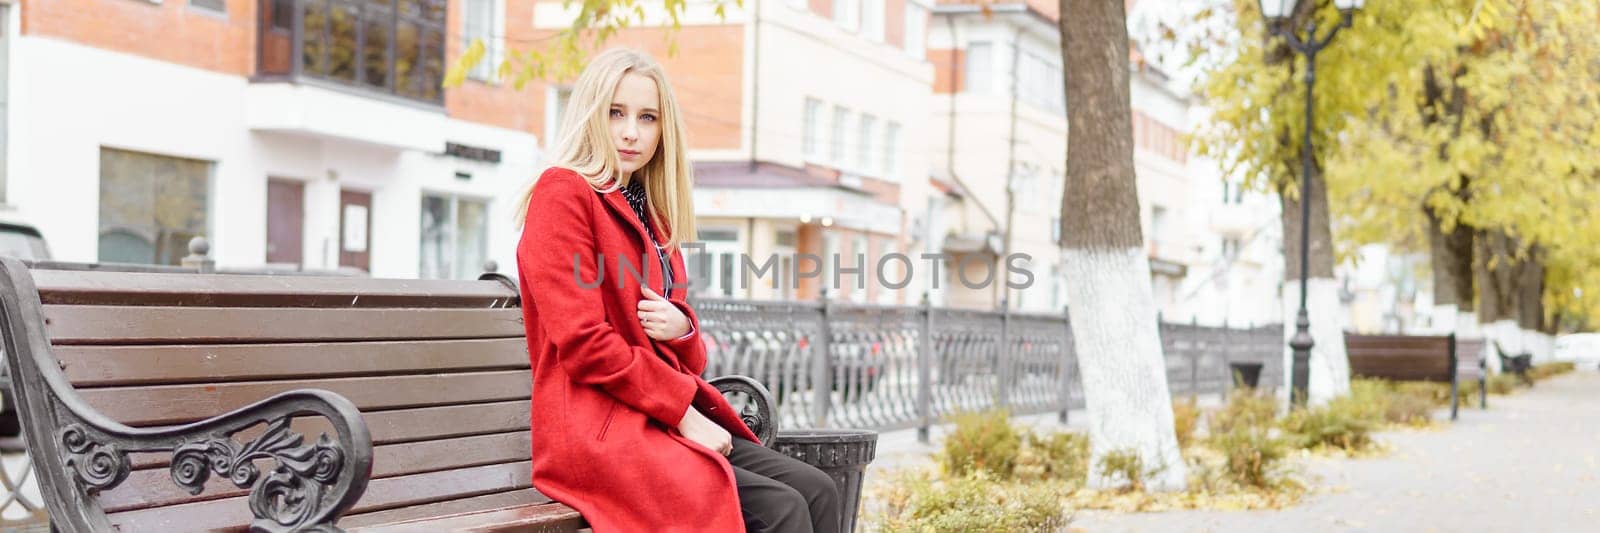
[
  {"x1": 339, "y1": 189, "x2": 372, "y2": 272},
  {"x1": 266, "y1": 179, "x2": 304, "y2": 266}
]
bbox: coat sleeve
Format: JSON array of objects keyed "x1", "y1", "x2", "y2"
[
  {"x1": 520, "y1": 168, "x2": 696, "y2": 427},
  {"x1": 659, "y1": 247, "x2": 708, "y2": 376}
]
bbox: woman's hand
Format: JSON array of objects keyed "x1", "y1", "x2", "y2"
[
  {"x1": 677, "y1": 406, "x2": 733, "y2": 456},
  {"x1": 638, "y1": 287, "x2": 691, "y2": 340}
]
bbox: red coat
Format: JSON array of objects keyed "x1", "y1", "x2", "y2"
[{"x1": 516, "y1": 166, "x2": 760, "y2": 533}]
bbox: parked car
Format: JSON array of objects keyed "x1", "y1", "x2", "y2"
[
  {"x1": 1553, "y1": 333, "x2": 1600, "y2": 371},
  {"x1": 0, "y1": 209, "x2": 51, "y2": 262}
]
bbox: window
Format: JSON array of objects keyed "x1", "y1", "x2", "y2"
[
  {"x1": 830, "y1": 106, "x2": 850, "y2": 165},
  {"x1": 877, "y1": 239, "x2": 899, "y2": 305},
  {"x1": 420, "y1": 194, "x2": 489, "y2": 279},
  {"x1": 546, "y1": 86, "x2": 574, "y2": 149},
  {"x1": 191, "y1": 0, "x2": 227, "y2": 15},
  {"x1": 851, "y1": 235, "x2": 868, "y2": 302},
  {"x1": 689, "y1": 228, "x2": 741, "y2": 297},
  {"x1": 1017, "y1": 51, "x2": 1065, "y2": 114},
  {"x1": 883, "y1": 121, "x2": 902, "y2": 179},
  {"x1": 904, "y1": 2, "x2": 926, "y2": 59},
  {"x1": 834, "y1": 0, "x2": 859, "y2": 32},
  {"x1": 294, "y1": 0, "x2": 447, "y2": 103},
  {"x1": 822, "y1": 232, "x2": 838, "y2": 298},
  {"x1": 463, "y1": 0, "x2": 503, "y2": 82},
  {"x1": 862, "y1": 0, "x2": 884, "y2": 42},
  {"x1": 773, "y1": 229, "x2": 797, "y2": 300},
  {"x1": 803, "y1": 98, "x2": 824, "y2": 160},
  {"x1": 964, "y1": 41, "x2": 992, "y2": 94},
  {"x1": 857, "y1": 114, "x2": 877, "y2": 172},
  {"x1": 97, "y1": 148, "x2": 211, "y2": 266}
]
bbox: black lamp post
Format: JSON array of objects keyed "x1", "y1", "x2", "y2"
[{"x1": 1258, "y1": 0, "x2": 1362, "y2": 407}]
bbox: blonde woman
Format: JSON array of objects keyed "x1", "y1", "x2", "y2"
[{"x1": 514, "y1": 48, "x2": 841, "y2": 533}]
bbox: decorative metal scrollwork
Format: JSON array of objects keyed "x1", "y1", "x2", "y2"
[
  {"x1": 59, "y1": 424, "x2": 129, "y2": 494},
  {"x1": 169, "y1": 417, "x2": 345, "y2": 531},
  {"x1": 710, "y1": 376, "x2": 778, "y2": 448}
]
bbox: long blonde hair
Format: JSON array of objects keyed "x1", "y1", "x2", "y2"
[{"x1": 515, "y1": 48, "x2": 697, "y2": 251}]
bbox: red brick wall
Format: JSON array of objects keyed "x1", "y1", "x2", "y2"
[
  {"x1": 929, "y1": 48, "x2": 963, "y2": 93},
  {"x1": 810, "y1": 0, "x2": 832, "y2": 20},
  {"x1": 22, "y1": 0, "x2": 254, "y2": 76},
  {"x1": 885, "y1": 0, "x2": 905, "y2": 48}
]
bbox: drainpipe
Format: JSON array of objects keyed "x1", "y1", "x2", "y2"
[
  {"x1": 1000, "y1": 24, "x2": 1023, "y2": 308},
  {"x1": 748, "y1": 0, "x2": 762, "y2": 173}
]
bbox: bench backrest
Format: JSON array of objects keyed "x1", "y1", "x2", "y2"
[
  {"x1": 8, "y1": 266, "x2": 542, "y2": 530},
  {"x1": 1455, "y1": 337, "x2": 1486, "y2": 374},
  {"x1": 1343, "y1": 333, "x2": 1456, "y2": 383}
]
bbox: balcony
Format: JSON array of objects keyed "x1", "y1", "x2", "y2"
[
  {"x1": 250, "y1": 0, "x2": 449, "y2": 151},
  {"x1": 256, "y1": 0, "x2": 447, "y2": 107}
]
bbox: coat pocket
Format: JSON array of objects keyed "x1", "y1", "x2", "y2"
[{"x1": 595, "y1": 399, "x2": 620, "y2": 441}]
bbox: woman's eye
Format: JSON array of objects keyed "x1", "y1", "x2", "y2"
[
  {"x1": 642, "y1": 114, "x2": 658, "y2": 122},
  {"x1": 610, "y1": 109, "x2": 624, "y2": 118}
]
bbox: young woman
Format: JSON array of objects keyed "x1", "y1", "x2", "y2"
[{"x1": 514, "y1": 48, "x2": 842, "y2": 533}]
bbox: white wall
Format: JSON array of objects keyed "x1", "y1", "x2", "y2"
[{"x1": 10, "y1": 36, "x2": 538, "y2": 278}]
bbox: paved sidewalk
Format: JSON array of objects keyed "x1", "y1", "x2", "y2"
[{"x1": 1071, "y1": 371, "x2": 1600, "y2": 532}]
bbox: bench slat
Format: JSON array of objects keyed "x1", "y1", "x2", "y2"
[
  {"x1": 353, "y1": 502, "x2": 584, "y2": 532},
  {"x1": 57, "y1": 338, "x2": 529, "y2": 387},
  {"x1": 128, "y1": 401, "x2": 535, "y2": 471},
  {"x1": 103, "y1": 432, "x2": 532, "y2": 512},
  {"x1": 43, "y1": 306, "x2": 524, "y2": 345},
  {"x1": 107, "y1": 462, "x2": 537, "y2": 531},
  {"x1": 340, "y1": 489, "x2": 557, "y2": 530},
  {"x1": 78, "y1": 370, "x2": 533, "y2": 426},
  {"x1": 32, "y1": 269, "x2": 516, "y2": 308}
]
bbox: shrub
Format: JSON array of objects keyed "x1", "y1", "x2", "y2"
[
  {"x1": 873, "y1": 469, "x2": 1070, "y2": 532},
  {"x1": 941, "y1": 410, "x2": 1021, "y2": 478},
  {"x1": 1209, "y1": 388, "x2": 1278, "y2": 435},
  {"x1": 1172, "y1": 399, "x2": 1201, "y2": 449},
  {"x1": 1280, "y1": 396, "x2": 1376, "y2": 451},
  {"x1": 1015, "y1": 431, "x2": 1090, "y2": 485},
  {"x1": 1208, "y1": 425, "x2": 1292, "y2": 489}
]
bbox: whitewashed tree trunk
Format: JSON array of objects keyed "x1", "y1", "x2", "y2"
[
  {"x1": 1432, "y1": 304, "x2": 1458, "y2": 334},
  {"x1": 1058, "y1": 0, "x2": 1186, "y2": 492},
  {"x1": 1483, "y1": 319, "x2": 1520, "y2": 373},
  {"x1": 1066, "y1": 249, "x2": 1188, "y2": 490},
  {"x1": 1280, "y1": 278, "x2": 1350, "y2": 406}
]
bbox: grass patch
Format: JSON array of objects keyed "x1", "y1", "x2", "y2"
[
  {"x1": 1529, "y1": 361, "x2": 1576, "y2": 381},
  {"x1": 872, "y1": 468, "x2": 1072, "y2": 532}
]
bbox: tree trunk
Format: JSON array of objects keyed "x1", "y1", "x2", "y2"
[
  {"x1": 1059, "y1": 0, "x2": 1186, "y2": 491},
  {"x1": 1424, "y1": 206, "x2": 1474, "y2": 334},
  {"x1": 1475, "y1": 228, "x2": 1519, "y2": 371},
  {"x1": 1278, "y1": 146, "x2": 1350, "y2": 405},
  {"x1": 1515, "y1": 246, "x2": 1546, "y2": 360}
]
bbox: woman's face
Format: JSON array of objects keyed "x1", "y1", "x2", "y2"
[{"x1": 609, "y1": 72, "x2": 662, "y2": 179}]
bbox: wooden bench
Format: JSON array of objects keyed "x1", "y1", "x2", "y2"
[
  {"x1": 0, "y1": 257, "x2": 777, "y2": 531},
  {"x1": 1344, "y1": 333, "x2": 1486, "y2": 420}
]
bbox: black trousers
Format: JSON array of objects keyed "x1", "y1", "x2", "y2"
[{"x1": 728, "y1": 437, "x2": 842, "y2": 533}]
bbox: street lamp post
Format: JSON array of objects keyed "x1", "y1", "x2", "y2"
[{"x1": 1258, "y1": 0, "x2": 1362, "y2": 407}]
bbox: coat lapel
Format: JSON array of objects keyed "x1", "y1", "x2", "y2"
[{"x1": 595, "y1": 188, "x2": 679, "y2": 299}]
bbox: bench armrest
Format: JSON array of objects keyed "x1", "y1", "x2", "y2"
[
  {"x1": 0, "y1": 258, "x2": 372, "y2": 532},
  {"x1": 709, "y1": 375, "x2": 778, "y2": 448},
  {"x1": 60, "y1": 391, "x2": 372, "y2": 532}
]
